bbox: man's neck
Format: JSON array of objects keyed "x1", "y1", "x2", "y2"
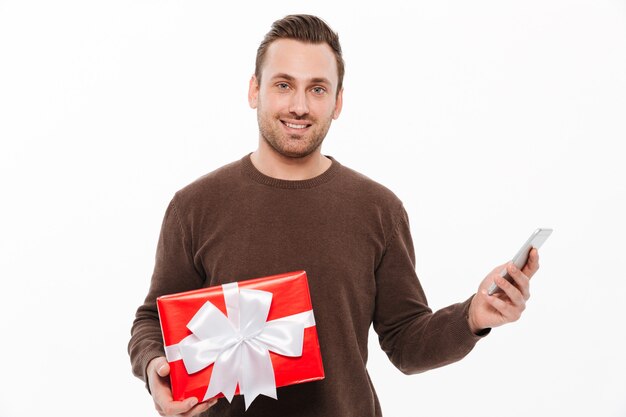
[{"x1": 250, "y1": 144, "x2": 332, "y2": 181}]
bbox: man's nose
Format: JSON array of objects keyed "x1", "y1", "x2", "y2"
[{"x1": 288, "y1": 90, "x2": 309, "y2": 116}]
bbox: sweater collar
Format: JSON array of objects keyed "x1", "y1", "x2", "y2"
[{"x1": 241, "y1": 153, "x2": 341, "y2": 189}]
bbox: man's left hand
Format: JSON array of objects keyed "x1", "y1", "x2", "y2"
[{"x1": 468, "y1": 248, "x2": 540, "y2": 334}]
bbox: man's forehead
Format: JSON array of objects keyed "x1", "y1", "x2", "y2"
[{"x1": 261, "y1": 39, "x2": 338, "y2": 85}]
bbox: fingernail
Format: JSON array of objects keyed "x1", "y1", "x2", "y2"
[
  {"x1": 189, "y1": 397, "x2": 198, "y2": 406},
  {"x1": 510, "y1": 263, "x2": 518, "y2": 273}
]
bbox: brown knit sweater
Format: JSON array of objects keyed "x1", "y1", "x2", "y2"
[{"x1": 128, "y1": 154, "x2": 485, "y2": 416}]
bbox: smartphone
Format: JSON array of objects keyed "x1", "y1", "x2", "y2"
[{"x1": 487, "y1": 228, "x2": 553, "y2": 295}]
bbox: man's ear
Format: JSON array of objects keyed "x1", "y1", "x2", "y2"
[
  {"x1": 333, "y1": 87, "x2": 343, "y2": 120},
  {"x1": 248, "y1": 75, "x2": 259, "y2": 109}
]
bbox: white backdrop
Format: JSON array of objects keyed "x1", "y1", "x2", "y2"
[{"x1": 1, "y1": 1, "x2": 625, "y2": 416}]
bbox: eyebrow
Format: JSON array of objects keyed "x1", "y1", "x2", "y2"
[{"x1": 271, "y1": 73, "x2": 332, "y2": 86}]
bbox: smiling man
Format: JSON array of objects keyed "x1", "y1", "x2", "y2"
[
  {"x1": 249, "y1": 34, "x2": 343, "y2": 180},
  {"x1": 129, "y1": 14, "x2": 540, "y2": 417},
  {"x1": 251, "y1": 38, "x2": 342, "y2": 163}
]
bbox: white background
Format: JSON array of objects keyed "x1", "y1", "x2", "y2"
[{"x1": 1, "y1": 1, "x2": 625, "y2": 416}]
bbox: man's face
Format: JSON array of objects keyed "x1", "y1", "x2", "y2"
[{"x1": 248, "y1": 39, "x2": 343, "y2": 159}]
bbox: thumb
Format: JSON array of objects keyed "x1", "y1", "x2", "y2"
[{"x1": 152, "y1": 356, "x2": 170, "y2": 377}]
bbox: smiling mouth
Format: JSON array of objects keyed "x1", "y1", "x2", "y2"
[{"x1": 281, "y1": 120, "x2": 311, "y2": 130}]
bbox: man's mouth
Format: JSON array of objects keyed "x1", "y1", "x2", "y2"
[{"x1": 281, "y1": 120, "x2": 311, "y2": 130}]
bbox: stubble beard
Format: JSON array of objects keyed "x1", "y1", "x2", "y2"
[{"x1": 256, "y1": 107, "x2": 333, "y2": 159}]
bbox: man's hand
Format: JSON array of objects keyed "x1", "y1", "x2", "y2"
[
  {"x1": 147, "y1": 356, "x2": 217, "y2": 417},
  {"x1": 468, "y1": 248, "x2": 540, "y2": 334}
]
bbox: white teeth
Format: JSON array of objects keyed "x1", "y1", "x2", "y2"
[{"x1": 285, "y1": 122, "x2": 307, "y2": 129}]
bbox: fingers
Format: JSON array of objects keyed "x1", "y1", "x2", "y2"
[
  {"x1": 485, "y1": 263, "x2": 529, "y2": 322},
  {"x1": 483, "y1": 291, "x2": 522, "y2": 322},
  {"x1": 156, "y1": 397, "x2": 197, "y2": 416},
  {"x1": 522, "y1": 248, "x2": 540, "y2": 278},
  {"x1": 148, "y1": 356, "x2": 219, "y2": 417},
  {"x1": 156, "y1": 397, "x2": 218, "y2": 417},
  {"x1": 490, "y1": 262, "x2": 508, "y2": 277},
  {"x1": 179, "y1": 399, "x2": 218, "y2": 417},
  {"x1": 475, "y1": 259, "x2": 535, "y2": 329},
  {"x1": 148, "y1": 357, "x2": 195, "y2": 416},
  {"x1": 155, "y1": 397, "x2": 197, "y2": 416},
  {"x1": 479, "y1": 262, "x2": 508, "y2": 292},
  {"x1": 506, "y1": 262, "x2": 531, "y2": 301}
]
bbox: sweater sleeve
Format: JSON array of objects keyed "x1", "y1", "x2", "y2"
[
  {"x1": 372, "y1": 206, "x2": 487, "y2": 374},
  {"x1": 127, "y1": 196, "x2": 206, "y2": 388}
]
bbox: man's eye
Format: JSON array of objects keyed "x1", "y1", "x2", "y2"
[
  {"x1": 312, "y1": 87, "x2": 326, "y2": 95},
  {"x1": 277, "y1": 83, "x2": 289, "y2": 90}
]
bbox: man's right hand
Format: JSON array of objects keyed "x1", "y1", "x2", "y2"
[{"x1": 147, "y1": 356, "x2": 218, "y2": 417}]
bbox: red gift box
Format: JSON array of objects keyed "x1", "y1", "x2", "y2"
[{"x1": 157, "y1": 271, "x2": 325, "y2": 409}]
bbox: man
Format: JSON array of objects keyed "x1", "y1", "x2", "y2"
[{"x1": 128, "y1": 14, "x2": 539, "y2": 417}]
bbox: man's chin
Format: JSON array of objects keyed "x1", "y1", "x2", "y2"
[
  {"x1": 278, "y1": 148, "x2": 316, "y2": 159},
  {"x1": 276, "y1": 142, "x2": 322, "y2": 159},
  {"x1": 261, "y1": 131, "x2": 324, "y2": 159}
]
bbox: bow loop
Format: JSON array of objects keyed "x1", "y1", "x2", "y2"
[
  {"x1": 187, "y1": 300, "x2": 237, "y2": 340},
  {"x1": 255, "y1": 321, "x2": 304, "y2": 357}
]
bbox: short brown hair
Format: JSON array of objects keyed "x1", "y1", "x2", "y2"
[{"x1": 255, "y1": 14, "x2": 345, "y2": 96}]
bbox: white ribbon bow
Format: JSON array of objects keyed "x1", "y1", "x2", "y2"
[{"x1": 165, "y1": 282, "x2": 314, "y2": 409}]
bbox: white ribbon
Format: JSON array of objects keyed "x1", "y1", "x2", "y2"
[{"x1": 164, "y1": 282, "x2": 315, "y2": 409}]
